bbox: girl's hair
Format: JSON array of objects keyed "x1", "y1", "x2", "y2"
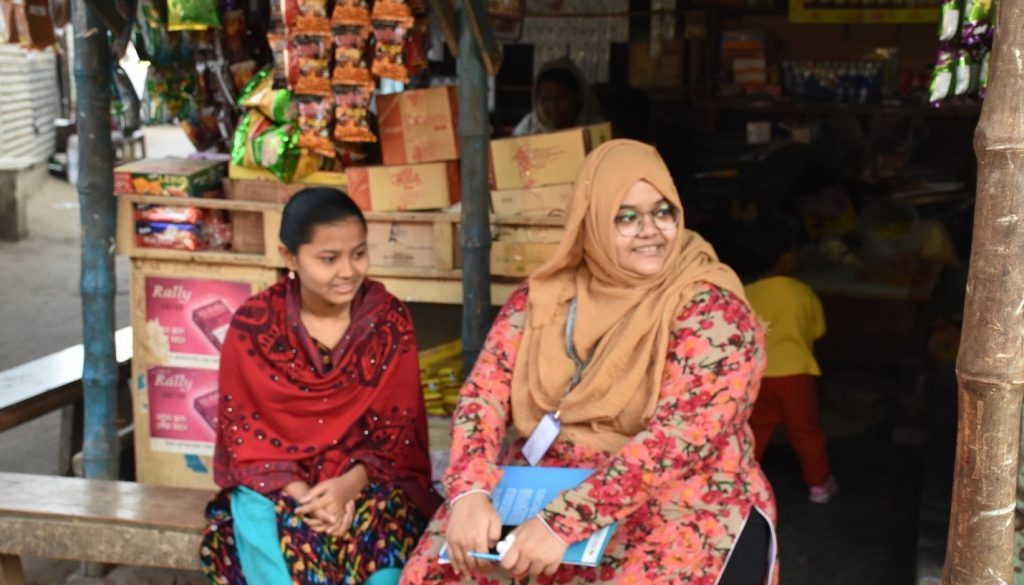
[{"x1": 279, "y1": 187, "x2": 367, "y2": 254}]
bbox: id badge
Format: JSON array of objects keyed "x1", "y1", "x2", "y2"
[{"x1": 522, "y1": 413, "x2": 561, "y2": 466}]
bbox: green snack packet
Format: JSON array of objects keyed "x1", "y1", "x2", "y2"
[
  {"x1": 168, "y1": 0, "x2": 222, "y2": 31},
  {"x1": 238, "y1": 67, "x2": 296, "y2": 123},
  {"x1": 929, "y1": 47, "x2": 956, "y2": 104},
  {"x1": 938, "y1": 0, "x2": 961, "y2": 42},
  {"x1": 232, "y1": 110, "x2": 299, "y2": 181}
]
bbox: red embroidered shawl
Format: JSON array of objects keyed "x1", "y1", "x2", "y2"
[{"x1": 214, "y1": 277, "x2": 439, "y2": 515}]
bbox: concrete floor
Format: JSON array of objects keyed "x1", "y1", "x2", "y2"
[{"x1": 0, "y1": 125, "x2": 953, "y2": 584}]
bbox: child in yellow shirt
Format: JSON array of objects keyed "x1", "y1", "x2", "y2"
[{"x1": 741, "y1": 220, "x2": 838, "y2": 504}]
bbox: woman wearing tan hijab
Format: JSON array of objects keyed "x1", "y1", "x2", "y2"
[{"x1": 401, "y1": 140, "x2": 778, "y2": 584}]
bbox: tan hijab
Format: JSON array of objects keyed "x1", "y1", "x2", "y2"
[{"x1": 510, "y1": 139, "x2": 749, "y2": 452}]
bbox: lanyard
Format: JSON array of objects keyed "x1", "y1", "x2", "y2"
[{"x1": 555, "y1": 297, "x2": 590, "y2": 419}]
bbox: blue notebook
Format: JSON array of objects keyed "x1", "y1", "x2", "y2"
[{"x1": 439, "y1": 466, "x2": 617, "y2": 567}]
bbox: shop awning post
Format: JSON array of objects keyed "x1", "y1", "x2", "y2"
[
  {"x1": 944, "y1": 0, "x2": 1024, "y2": 582},
  {"x1": 72, "y1": 0, "x2": 118, "y2": 480},
  {"x1": 458, "y1": 0, "x2": 491, "y2": 371}
]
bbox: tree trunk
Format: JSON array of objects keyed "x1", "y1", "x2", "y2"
[{"x1": 945, "y1": 1, "x2": 1024, "y2": 582}]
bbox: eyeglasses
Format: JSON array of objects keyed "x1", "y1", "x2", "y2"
[{"x1": 613, "y1": 204, "x2": 680, "y2": 237}]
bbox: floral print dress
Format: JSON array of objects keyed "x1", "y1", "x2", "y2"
[{"x1": 401, "y1": 283, "x2": 778, "y2": 585}]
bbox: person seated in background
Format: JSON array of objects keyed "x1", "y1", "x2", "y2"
[
  {"x1": 513, "y1": 57, "x2": 605, "y2": 136},
  {"x1": 200, "y1": 188, "x2": 440, "y2": 585},
  {"x1": 738, "y1": 219, "x2": 839, "y2": 504}
]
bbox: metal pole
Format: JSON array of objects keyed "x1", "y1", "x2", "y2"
[
  {"x1": 458, "y1": 1, "x2": 491, "y2": 371},
  {"x1": 72, "y1": 0, "x2": 118, "y2": 480},
  {"x1": 944, "y1": 1, "x2": 1024, "y2": 582}
]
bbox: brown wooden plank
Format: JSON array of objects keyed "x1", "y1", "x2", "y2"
[
  {"x1": 0, "y1": 473, "x2": 214, "y2": 532},
  {"x1": 0, "y1": 517, "x2": 201, "y2": 570},
  {"x1": 0, "y1": 554, "x2": 26, "y2": 585},
  {"x1": 0, "y1": 328, "x2": 133, "y2": 432}
]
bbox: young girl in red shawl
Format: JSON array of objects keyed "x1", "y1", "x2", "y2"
[{"x1": 200, "y1": 188, "x2": 440, "y2": 585}]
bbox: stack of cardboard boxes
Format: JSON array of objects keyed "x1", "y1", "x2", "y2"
[{"x1": 487, "y1": 122, "x2": 612, "y2": 277}]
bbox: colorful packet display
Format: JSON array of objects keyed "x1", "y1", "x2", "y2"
[
  {"x1": 333, "y1": 0, "x2": 371, "y2": 26},
  {"x1": 954, "y1": 48, "x2": 977, "y2": 96},
  {"x1": 232, "y1": 110, "x2": 300, "y2": 181},
  {"x1": 332, "y1": 82, "x2": 376, "y2": 142},
  {"x1": 335, "y1": 141, "x2": 372, "y2": 167},
  {"x1": 929, "y1": 46, "x2": 956, "y2": 105},
  {"x1": 135, "y1": 205, "x2": 205, "y2": 224},
  {"x1": 136, "y1": 222, "x2": 204, "y2": 251},
  {"x1": 167, "y1": 0, "x2": 221, "y2": 31},
  {"x1": 295, "y1": 76, "x2": 335, "y2": 157},
  {"x1": 332, "y1": 23, "x2": 373, "y2": 86},
  {"x1": 298, "y1": 0, "x2": 329, "y2": 17},
  {"x1": 371, "y1": 18, "x2": 412, "y2": 82},
  {"x1": 938, "y1": 0, "x2": 961, "y2": 42},
  {"x1": 202, "y1": 212, "x2": 233, "y2": 251},
  {"x1": 291, "y1": 30, "x2": 333, "y2": 80},
  {"x1": 960, "y1": 0, "x2": 993, "y2": 43},
  {"x1": 372, "y1": 0, "x2": 414, "y2": 22},
  {"x1": 238, "y1": 67, "x2": 296, "y2": 123},
  {"x1": 147, "y1": 68, "x2": 198, "y2": 123}
]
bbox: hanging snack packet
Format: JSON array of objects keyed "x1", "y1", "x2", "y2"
[
  {"x1": 332, "y1": 82, "x2": 376, "y2": 142},
  {"x1": 291, "y1": 28, "x2": 333, "y2": 80},
  {"x1": 332, "y1": 23, "x2": 373, "y2": 86},
  {"x1": 372, "y1": 18, "x2": 412, "y2": 82},
  {"x1": 238, "y1": 67, "x2": 296, "y2": 123},
  {"x1": 960, "y1": 0, "x2": 993, "y2": 44},
  {"x1": 938, "y1": 0, "x2": 961, "y2": 42},
  {"x1": 929, "y1": 46, "x2": 956, "y2": 105},
  {"x1": 295, "y1": 76, "x2": 336, "y2": 157},
  {"x1": 298, "y1": 0, "x2": 328, "y2": 17},
  {"x1": 953, "y1": 48, "x2": 977, "y2": 96},
  {"x1": 232, "y1": 110, "x2": 300, "y2": 181},
  {"x1": 335, "y1": 141, "x2": 372, "y2": 167},
  {"x1": 372, "y1": 0, "x2": 413, "y2": 22},
  {"x1": 168, "y1": 0, "x2": 222, "y2": 31},
  {"x1": 333, "y1": 0, "x2": 371, "y2": 26}
]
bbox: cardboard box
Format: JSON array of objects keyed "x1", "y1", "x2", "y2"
[
  {"x1": 491, "y1": 183, "x2": 573, "y2": 218},
  {"x1": 491, "y1": 241, "x2": 560, "y2": 278},
  {"x1": 115, "y1": 158, "x2": 227, "y2": 198},
  {"x1": 378, "y1": 86, "x2": 460, "y2": 165},
  {"x1": 629, "y1": 39, "x2": 683, "y2": 89},
  {"x1": 346, "y1": 161, "x2": 460, "y2": 212},
  {"x1": 488, "y1": 122, "x2": 611, "y2": 190},
  {"x1": 367, "y1": 221, "x2": 437, "y2": 269}
]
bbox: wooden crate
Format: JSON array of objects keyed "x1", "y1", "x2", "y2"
[
  {"x1": 116, "y1": 194, "x2": 285, "y2": 268},
  {"x1": 129, "y1": 259, "x2": 278, "y2": 489},
  {"x1": 490, "y1": 216, "x2": 564, "y2": 278}
]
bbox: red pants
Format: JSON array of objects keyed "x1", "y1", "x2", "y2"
[{"x1": 749, "y1": 374, "x2": 831, "y2": 487}]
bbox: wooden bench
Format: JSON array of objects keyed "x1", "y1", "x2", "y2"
[
  {"x1": 0, "y1": 328, "x2": 132, "y2": 474},
  {"x1": 0, "y1": 472, "x2": 214, "y2": 585}
]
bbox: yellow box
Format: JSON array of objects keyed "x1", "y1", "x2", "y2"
[
  {"x1": 491, "y1": 183, "x2": 573, "y2": 218},
  {"x1": 488, "y1": 123, "x2": 612, "y2": 191}
]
